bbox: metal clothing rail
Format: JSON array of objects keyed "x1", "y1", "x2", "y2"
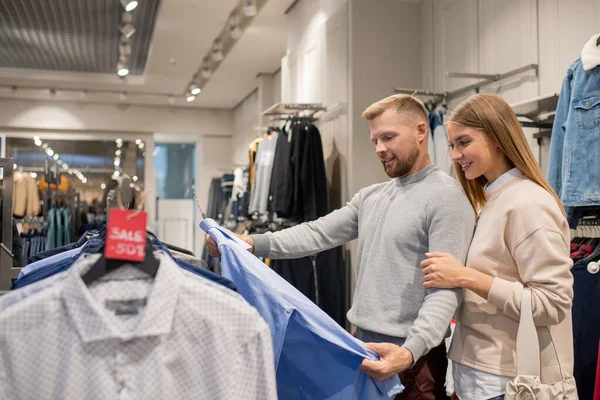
[
  {"x1": 261, "y1": 103, "x2": 327, "y2": 118},
  {"x1": 394, "y1": 64, "x2": 539, "y2": 103},
  {"x1": 0, "y1": 158, "x2": 16, "y2": 293}
]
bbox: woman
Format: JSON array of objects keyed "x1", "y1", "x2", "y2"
[{"x1": 420, "y1": 93, "x2": 574, "y2": 400}]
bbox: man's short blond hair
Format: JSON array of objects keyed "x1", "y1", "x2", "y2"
[{"x1": 362, "y1": 94, "x2": 428, "y2": 125}]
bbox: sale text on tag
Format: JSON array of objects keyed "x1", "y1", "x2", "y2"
[{"x1": 105, "y1": 209, "x2": 147, "y2": 262}]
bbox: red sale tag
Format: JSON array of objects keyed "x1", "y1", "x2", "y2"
[{"x1": 105, "y1": 209, "x2": 148, "y2": 262}]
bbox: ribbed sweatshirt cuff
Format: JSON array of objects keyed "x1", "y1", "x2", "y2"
[
  {"x1": 402, "y1": 336, "x2": 428, "y2": 365},
  {"x1": 250, "y1": 234, "x2": 271, "y2": 258}
]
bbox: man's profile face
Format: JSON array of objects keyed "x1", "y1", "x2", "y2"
[{"x1": 369, "y1": 109, "x2": 420, "y2": 178}]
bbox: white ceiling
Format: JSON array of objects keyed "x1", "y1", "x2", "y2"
[{"x1": 0, "y1": 0, "x2": 289, "y2": 109}]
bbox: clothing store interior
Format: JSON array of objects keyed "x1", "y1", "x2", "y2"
[{"x1": 0, "y1": 0, "x2": 599, "y2": 399}]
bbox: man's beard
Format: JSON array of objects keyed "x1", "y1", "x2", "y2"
[{"x1": 384, "y1": 145, "x2": 420, "y2": 178}]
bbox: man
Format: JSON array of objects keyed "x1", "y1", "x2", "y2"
[{"x1": 206, "y1": 94, "x2": 475, "y2": 399}]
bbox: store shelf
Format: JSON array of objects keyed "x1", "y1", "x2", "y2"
[{"x1": 510, "y1": 93, "x2": 559, "y2": 121}]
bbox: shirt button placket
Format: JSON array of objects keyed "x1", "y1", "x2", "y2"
[{"x1": 115, "y1": 350, "x2": 129, "y2": 398}]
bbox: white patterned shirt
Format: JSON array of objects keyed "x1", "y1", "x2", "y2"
[{"x1": 0, "y1": 252, "x2": 277, "y2": 400}]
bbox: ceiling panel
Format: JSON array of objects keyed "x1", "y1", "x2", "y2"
[{"x1": 0, "y1": 0, "x2": 161, "y2": 75}]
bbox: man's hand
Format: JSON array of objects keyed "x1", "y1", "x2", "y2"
[
  {"x1": 360, "y1": 343, "x2": 414, "y2": 381},
  {"x1": 205, "y1": 232, "x2": 255, "y2": 257}
]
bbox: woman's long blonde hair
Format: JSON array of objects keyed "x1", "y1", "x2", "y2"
[{"x1": 448, "y1": 93, "x2": 565, "y2": 216}]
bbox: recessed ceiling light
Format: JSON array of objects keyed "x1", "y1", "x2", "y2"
[
  {"x1": 186, "y1": 94, "x2": 196, "y2": 103},
  {"x1": 117, "y1": 64, "x2": 129, "y2": 77},
  {"x1": 120, "y1": 0, "x2": 138, "y2": 12},
  {"x1": 190, "y1": 84, "x2": 201, "y2": 95}
]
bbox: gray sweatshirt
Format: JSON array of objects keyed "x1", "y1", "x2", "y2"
[{"x1": 252, "y1": 164, "x2": 475, "y2": 362}]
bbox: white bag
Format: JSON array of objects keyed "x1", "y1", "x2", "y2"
[{"x1": 504, "y1": 288, "x2": 578, "y2": 399}]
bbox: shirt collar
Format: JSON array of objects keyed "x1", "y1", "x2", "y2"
[
  {"x1": 62, "y1": 251, "x2": 182, "y2": 343},
  {"x1": 485, "y1": 168, "x2": 523, "y2": 194},
  {"x1": 396, "y1": 163, "x2": 438, "y2": 186}
]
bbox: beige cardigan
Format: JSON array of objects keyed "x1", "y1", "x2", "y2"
[{"x1": 448, "y1": 171, "x2": 574, "y2": 383}]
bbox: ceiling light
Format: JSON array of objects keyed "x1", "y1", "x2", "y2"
[
  {"x1": 101, "y1": 183, "x2": 106, "y2": 190},
  {"x1": 34, "y1": 137, "x2": 42, "y2": 146},
  {"x1": 190, "y1": 84, "x2": 201, "y2": 95},
  {"x1": 82, "y1": 177, "x2": 88, "y2": 184},
  {"x1": 68, "y1": 169, "x2": 73, "y2": 174},
  {"x1": 112, "y1": 171, "x2": 120, "y2": 179},
  {"x1": 132, "y1": 175, "x2": 138, "y2": 182},
  {"x1": 30, "y1": 172, "x2": 37, "y2": 179},
  {"x1": 228, "y1": 16, "x2": 243, "y2": 40},
  {"x1": 42, "y1": 143, "x2": 48, "y2": 149},
  {"x1": 135, "y1": 139, "x2": 142, "y2": 145},
  {"x1": 116, "y1": 138, "x2": 123, "y2": 144},
  {"x1": 211, "y1": 40, "x2": 224, "y2": 62},
  {"x1": 53, "y1": 154, "x2": 59, "y2": 160},
  {"x1": 117, "y1": 64, "x2": 129, "y2": 77},
  {"x1": 62, "y1": 163, "x2": 69, "y2": 170},
  {"x1": 46, "y1": 148, "x2": 54, "y2": 156},
  {"x1": 120, "y1": 0, "x2": 138, "y2": 12},
  {"x1": 13, "y1": 163, "x2": 17, "y2": 170},
  {"x1": 117, "y1": 142, "x2": 123, "y2": 148},
  {"x1": 242, "y1": 0, "x2": 258, "y2": 17},
  {"x1": 114, "y1": 158, "x2": 121, "y2": 167},
  {"x1": 115, "y1": 149, "x2": 122, "y2": 156},
  {"x1": 57, "y1": 160, "x2": 63, "y2": 165},
  {"x1": 186, "y1": 94, "x2": 196, "y2": 103},
  {"x1": 120, "y1": 23, "x2": 136, "y2": 39},
  {"x1": 138, "y1": 142, "x2": 145, "y2": 149}
]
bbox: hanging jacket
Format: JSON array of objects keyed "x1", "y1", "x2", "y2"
[
  {"x1": 548, "y1": 57, "x2": 600, "y2": 211},
  {"x1": 293, "y1": 122, "x2": 329, "y2": 222},
  {"x1": 201, "y1": 218, "x2": 403, "y2": 399},
  {"x1": 12, "y1": 174, "x2": 40, "y2": 218},
  {"x1": 269, "y1": 128, "x2": 294, "y2": 218}
]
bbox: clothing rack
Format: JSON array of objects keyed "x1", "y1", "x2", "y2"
[
  {"x1": 41, "y1": 188, "x2": 80, "y2": 235},
  {"x1": 394, "y1": 64, "x2": 538, "y2": 104},
  {"x1": 0, "y1": 158, "x2": 16, "y2": 293},
  {"x1": 261, "y1": 103, "x2": 327, "y2": 119}
]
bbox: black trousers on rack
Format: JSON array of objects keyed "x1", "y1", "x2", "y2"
[
  {"x1": 271, "y1": 246, "x2": 346, "y2": 327},
  {"x1": 572, "y1": 258, "x2": 600, "y2": 399}
]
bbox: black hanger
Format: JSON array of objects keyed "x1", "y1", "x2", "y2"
[{"x1": 81, "y1": 237, "x2": 159, "y2": 285}]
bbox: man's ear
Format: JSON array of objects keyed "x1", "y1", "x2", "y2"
[{"x1": 416, "y1": 121, "x2": 428, "y2": 143}]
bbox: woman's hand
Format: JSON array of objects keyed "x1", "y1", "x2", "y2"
[{"x1": 420, "y1": 252, "x2": 467, "y2": 289}]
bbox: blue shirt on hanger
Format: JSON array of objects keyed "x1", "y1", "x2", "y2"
[
  {"x1": 200, "y1": 218, "x2": 403, "y2": 400},
  {"x1": 11, "y1": 238, "x2": 237, "y2": 293}
]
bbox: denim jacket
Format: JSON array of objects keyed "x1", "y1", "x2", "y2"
[{"x1": 548, "y1": 58, "x2": 600, "y2": 212}]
